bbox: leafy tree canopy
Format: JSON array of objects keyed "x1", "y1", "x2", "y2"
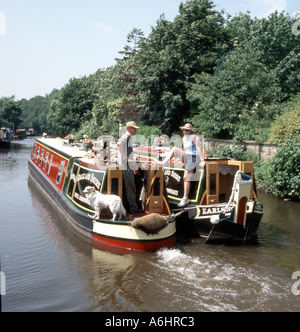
[{"x1": 0, "y1": 96, "x2": 23, "y2": 129}]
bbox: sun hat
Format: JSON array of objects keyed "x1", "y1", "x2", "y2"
[
  {"x1": 126, "y1": 121, "x2": 140, "y2": 129},
  {"x1": 180, "y1": 124, "x2": 195, "y2": 132}
]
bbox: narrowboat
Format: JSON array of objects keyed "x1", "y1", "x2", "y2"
[
  {"x1": 28, "y1": 138, "x2": 176, "y2": 252},
  {"x1": 28, "y1": 136, "x2": 263, "y2": 250},
  {"x1": 15, "y1": 129, "x2": 27, "y2": 140},
  {"x1": 27, "y1": 128, "x2": 35, "y2": 137},
  {"x1": 0, "y1": 128, "x2": 13, "y2": 148},
  {"x1": 134, "y1": 145, "x2": 263, "y2": 243}
]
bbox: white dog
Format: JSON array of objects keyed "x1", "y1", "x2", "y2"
[{"x1": 83, "y1": 186, "x2": 126, "y2": 221}]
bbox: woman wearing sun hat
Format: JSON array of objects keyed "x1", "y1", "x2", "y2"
[{"x1": 159, "y1": 123, "x2": 205, "y2": 208}]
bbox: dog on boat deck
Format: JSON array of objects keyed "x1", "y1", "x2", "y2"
[{"x1": 83, "y1": 186, "x2": 126, "y2": 221}]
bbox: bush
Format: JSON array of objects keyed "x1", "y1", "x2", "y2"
[
  {"x1": 263, "y1": 136, "x2": 300, "y2": 199},
  {"x1": 254, "y1": 161, "x2": 273, "y2": 194},
  {"x1": 269, "y1": 94, "x2": 300, "y2": 143}
]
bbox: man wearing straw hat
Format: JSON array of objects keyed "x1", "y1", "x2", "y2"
[
  {"x1": 117, "y1": 121, "x2": 142, "y2": 214},
  {"x1": 158, "y1": 124, "x2": 205, "y2": 208}
]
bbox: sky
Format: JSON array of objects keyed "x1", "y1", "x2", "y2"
[{"x1": 0, "y1": 0, "x2": 299, "y2": 100}]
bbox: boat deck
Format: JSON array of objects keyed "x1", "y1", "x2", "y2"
[{"x1": 40, "y1": 138, "x2": 88, "y2": 158}]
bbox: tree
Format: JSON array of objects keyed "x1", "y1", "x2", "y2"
[
  {"x1": 20, "y1": 90, "x2": 59, "y2": 134},
  {"x1": 118, "y1": 28, "x2": 145, "y2": 59},
  {"x1": 137, "y1": 0, "x2": 228, "y2": 135},
  {"x1": 115, "y1": 28, "x2": 144, "y2": 123},
  {"x1": 47, "y1": 76, "x2": 96, "y2": 136},
  {"x1": 227, "y1": 12, "x2": 300, "y2": 100},
  {"x1": 188, "y1": 49, "x2": 280, "y2": 139},
  {"x1": 0, "y1": 96, "x2": 23, "y2": 129},
  {"x1": 92, "y1": 65, "x2": 128, "y2": 135}
]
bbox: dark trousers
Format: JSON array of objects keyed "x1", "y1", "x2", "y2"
[{"x1": 123, "y1": 168, "x2": 139, "y2": 213}]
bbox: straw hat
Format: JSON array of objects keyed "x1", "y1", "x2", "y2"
[
  {"x1": 180, "y1": 124, "x2": 195, "y2": 132},
  {"x1": 126, "y1": 121, "x2": 140, "y2": 129}
]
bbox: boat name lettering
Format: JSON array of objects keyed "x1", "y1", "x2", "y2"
[
  {"x1": 164, "y1": 170, "x2": 181, "y2": 183},
  {"x1": 166, "y1": 188, "x2": 179, "y2": 196},
  {"x1": 200, "y1": 206, "x2": 234, "y2": 216},
  {"x1": 74, "y1": 192, "x2": 90, "y2": 205},
  {"x1": 75, "y1": 173, "x2": 101, "y2": 189}
]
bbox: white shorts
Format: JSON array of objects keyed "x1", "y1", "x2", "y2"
[{"x1": 184, "y1": 154, "x2": 200, "y2": 172}]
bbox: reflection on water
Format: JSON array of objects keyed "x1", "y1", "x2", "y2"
[{"x1": 1, "y1": 140, "x2": 300, "y2": 312}]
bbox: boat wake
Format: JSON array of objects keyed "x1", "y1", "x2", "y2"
[{"x1": 154, "y1": 247, "x2": 292, "y2": 312}]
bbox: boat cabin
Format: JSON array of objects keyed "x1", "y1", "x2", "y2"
[
  {"x1": 161, "y1": 158, "x2": 256, "y2": 208},
  {"x1": 29, "y1": 138, "x2": 171, "y2": 220},
  {"x1": 0, "y1": 128, "x2": 13, "y2": 147}
]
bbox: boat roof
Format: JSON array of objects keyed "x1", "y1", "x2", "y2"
[
  {"x1": 36, "y1": 137, "x2": 252, "y2": 169},
  {"x1": 37, "y1": 138, "x2": 88, "y2": 159}
]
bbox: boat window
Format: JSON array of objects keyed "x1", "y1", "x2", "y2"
[
  {"x1": 67, "y1": 164, "x2": 79, "y2": 198},
  {"x1": 31, "y1": 144, "x2": 37, "y2": 160},
  {"x1": 56, "y1": 161, "x2": 65, "y2": 185},
  {"x1": 67, "y1": 178, "x2": 76, "y2": 197},
  {"x1": 209, "y1": 174, "x2": 217, "y2": 195},
  {"x1": 35, "y1": 147, "x2": 40, "y2": 163},
  {"x1": 48, "y1": 155, "x2": 53, "y2": 175},
  {"x1": 39, "y1": 149, "x2": 45, "y2": 167},
  {"x1": 43, "y1": 152, "x2": 49, "y2": 171}
]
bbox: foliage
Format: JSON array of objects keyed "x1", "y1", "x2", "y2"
[
  {"x1": 187, "y1": 11, "x2": 300, "y2": 140},
  {"x1": 259, "y1": 137, "x2": 300, "y2": 199},
  {"x1": 137, "y1": 0, "x2": 228, "y2": 135},
  {"x1": 227, "y1": 11, "x2": 300, "y2": 103},
  {"x1": 134, "y1": 124, "x2": 162, "y2": 145},
  {"x1": 0, "y1": 96, "x2": 23, "y2": 129},
  {"x1": 91, "y1": 64, "x2": 131, "y2": 135},
  {"x1": 254, "y1": 161, "x2": 273, "y2": 195},
  {"x1": 269, "y1": 94, "x2": 300, "y2": 143},
  {"x1": 47, "y1": 76, "x2": 97, "y2": 136},
  {"x1": 20, "y1": 90, "x2": 59, "y2": 134},
  {"x1": 227, "y1": 12, "x2": 300, "y2": 71},
  {"x1": 188, "y1": 49, "x2": 280, "y2": 139}
]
